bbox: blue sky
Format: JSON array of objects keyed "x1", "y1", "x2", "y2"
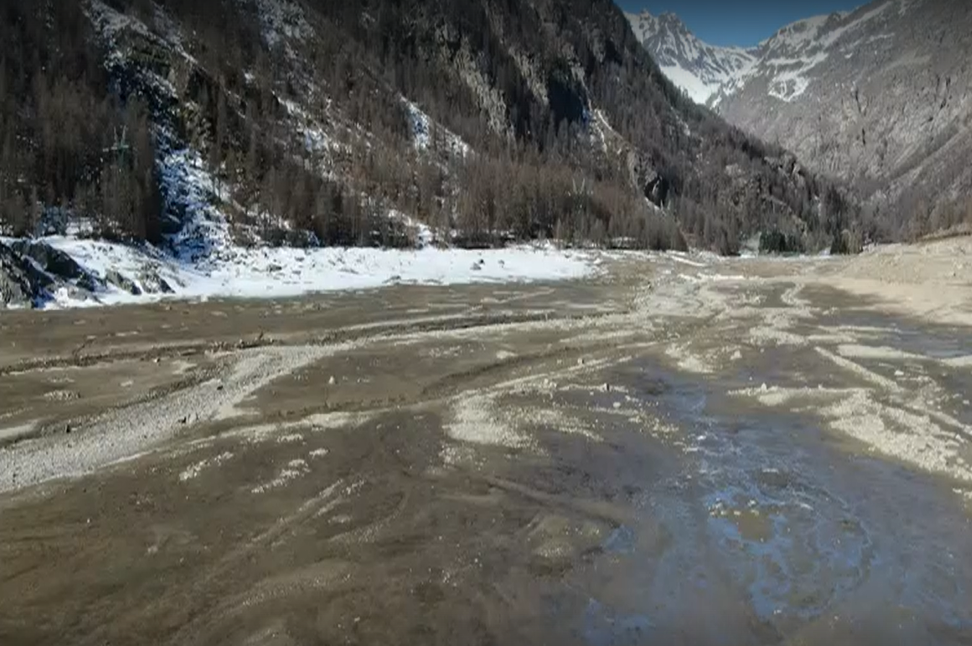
[{"x1": 618, "y1": 0, "x2": 865, "y2": 47}]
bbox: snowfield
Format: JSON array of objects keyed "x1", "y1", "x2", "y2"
[{"x1": 6, "y1": 236, "x2": 602, "y2": 309}]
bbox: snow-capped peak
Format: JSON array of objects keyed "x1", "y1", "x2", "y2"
[
  {"x1": 624, "y1": 10, "x2": 757, "y2": 105},
  {"x1": 629, "y1": 0, "x2": 913, "y2": 106}
]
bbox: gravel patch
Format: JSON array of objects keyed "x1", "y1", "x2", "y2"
[
  {"x1": 0, "y1": 345, "x2": 330, "y2": 493},
  {"x1": 445, "y1": 393, "x2": 530, "y2": 448},
  {"x1": 179, "y1": 451, "x2": 235, "y2": 482},
  {"x1": 835, "y1": 344, "x2": 928, "y2": 361},
  {"x1": 815, "y1": 346, "x2": 904, "y2": 392}
]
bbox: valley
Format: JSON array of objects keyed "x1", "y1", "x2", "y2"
[
  {"x1": 2, "y1": 240, "x2": 971, "y2": 644},
  {"x1": 628, "y1": 0, "x2": 972, "y2": 227},
  {"x1": 2, "y1": 0, "x2": 972, "y2": 642}
]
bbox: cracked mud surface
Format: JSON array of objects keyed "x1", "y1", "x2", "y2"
[{"x1": 1, "y1": 241, "x2": 971, "y2": 645}]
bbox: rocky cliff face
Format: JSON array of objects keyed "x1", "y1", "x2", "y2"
[{"x1": 630, "y1": 0, "x2": 972, "y2": 227}]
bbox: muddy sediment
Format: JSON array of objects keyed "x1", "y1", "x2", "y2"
[{"x1": 1, "y1": 242, "x2": 971, "y2": 644}]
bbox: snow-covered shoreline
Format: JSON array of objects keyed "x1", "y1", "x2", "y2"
[{"x1": 1, "y1": 235, "x2": 603, "y2": 310}]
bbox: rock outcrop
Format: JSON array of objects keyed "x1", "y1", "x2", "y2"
[
  {"x1": 0, "y1": 242, "x2": 53, "y2": 308},
  {"x1": 0, "y1": 240, "x2": 163, "y2": 308},
  {"x1": 105, "y1": 269, "x2": 141, "y2": 296},
  {"x1": 8, "y1": 240, "x2": 103, "y2": 289}
]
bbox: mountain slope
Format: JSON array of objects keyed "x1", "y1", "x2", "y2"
[
  {"x1": 0, "y1": 0, "x2": 856, "y2": 307},
  {"x1": 624, "y1": 11, "x2": 756, "y2": 105},
  {"x1": 629, "y1": 0, "x2": 972, "y2": 234}
]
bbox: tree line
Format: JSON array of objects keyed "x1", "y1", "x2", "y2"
[
  {"x1": 4, "y1": 0, "x2": 964, "y2": 255},
  {"x1": 0, "y1": 0, "x2": 161, "y2": 241}
]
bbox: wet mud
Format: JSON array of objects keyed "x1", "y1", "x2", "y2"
[{"x1": 1, "y1": 253, "x2": 971, "y2": 645}]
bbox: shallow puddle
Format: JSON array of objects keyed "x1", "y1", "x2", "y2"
[{"x1": 564, "y1": 327, "x2": 972, "y2": 643}]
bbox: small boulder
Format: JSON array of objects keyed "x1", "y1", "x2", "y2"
[
  {"x1": 0, "y1": 263, "x2": 31, "y2": 308},
  {"x1": 138, "y1": 269, "x2": 174, "y2": 294},
  {"x1": 105, "y1": 269, "x2": 142, "y2": 295},
  {"x1": 10, "y1": 240, "x2": 79, "y2": 278},
  {"x1": 64, "y1": 285, "x2": 95, "y2": 303},
  {"x1": 8, "y1": 241, "x2": 103, "y2": 296},
  {"x1": 76, "y1": 272, "x2": 102, "y2": 293},
  {"x1": 0, "y1": 241, "x2": 53, "y2": 308},
  {"x1": 159, "y1": 214, "x2": 182, "y2": 236},
  {"x1": 759, "y1": 230, "x2": 801, "y2": 255}
]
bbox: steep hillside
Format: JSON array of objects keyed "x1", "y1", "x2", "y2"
[
  {"x1": 0, "y1": 0, "x2": 855, "y2": 307},
  {"x1": 630, "y1": 0, "x2": 972, "y2": 236}
]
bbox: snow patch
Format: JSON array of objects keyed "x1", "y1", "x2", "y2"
[
  {"x1": 815, "y1": 4, "x2": 892, "y2": 50},
  {"x1": 660, "y1": 65, "x2": 721, "y2": 105},
  {"x1": 280, "y1": 97, "x2": 337, "y2": 155},
  {"x1": 766, "y1": 58, "x2": 827, "y2": 102},
  {"x1": 87, "y1": 0, "x2": 154, "y2": 39},
  {"x1": 404, "y1": 101, "x2": 432, "y2": 151},
  {"x1": 252, "y1": 0, "x2": 313, "y2": 48},
  {"x1": 8, "y1": 235, "x2": 600, "y2": 309},
  {"x1": 402, "y1": 99, "x2": 471, "y2": 157}
]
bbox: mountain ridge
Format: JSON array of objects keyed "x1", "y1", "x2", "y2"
[
  {"x1": 623, "y1": 10, "x2": 757, "y2": 105},
  {"x1": 627, "y1": 0, "x2": 972, "y2": 231},
  {"x1": 624, "y1": 5, "x2": 877, "y2": 105}
]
